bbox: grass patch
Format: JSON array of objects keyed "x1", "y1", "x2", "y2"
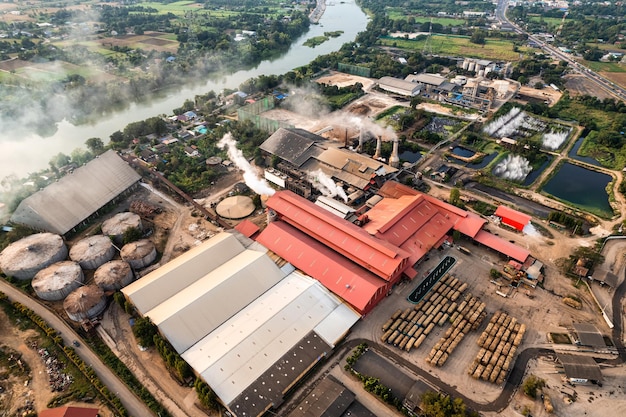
[
  {"x1": 578, "y1": 60, "x2": 626, "y2": 73},
  {"x1": 380, "y1": 34, "x2": 531, "y2": 61},
  {"x1": 549, "y1": 332, "x2": 572, "y2": 344}
]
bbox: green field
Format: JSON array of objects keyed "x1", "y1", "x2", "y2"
[
  {"x1": 381, "y1": 34, "x2": 530, "y2": 61},
  {"x1": 138, "y1": 1, "x2": 203, "y2": 14},
  {"x1": 413, "y1": 17, "x2": 467, "y2": 26},
  {"x1": 528, "y1": 16, "x2": 565, "y2": 30},
  {"x1": 580, "y1": 60, "x2": 626, "y2": 73}
]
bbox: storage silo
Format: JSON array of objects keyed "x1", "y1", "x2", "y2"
[
  {"x1": 120, "y1": 239, "x2": 156, "y2": 270},
  {"x1": 462, "y1": 59, "x2": 470, "y2": 70},
  {"x1": 32, "y1": 261, "x2": 84, "y2": 301},
  {"x1": 94, "y1": 260, "x2": 134, "y2": 291},
  {"x1": 101, "y1": 212, "x2": 142, "y2": 243},
  {"x1": 0, "y1": 233, "x2": 68, "y2": 280},
  {"x1": 69, "y1": 235, "x2": 115, "y2": 270},
  {"x1": 63, "y1": 285, "x2": 107, "y2": 322},
  {"x1": 468, "y1": 61, "x2": 476, "y2": 72}
]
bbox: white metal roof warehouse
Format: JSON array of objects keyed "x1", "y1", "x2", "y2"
[
  {"x1": 122, "y1": 232, "x2": 360, "y2": 417},
  {"x1": 10, "y1": 151, "x2": 140, "y2": 235}
]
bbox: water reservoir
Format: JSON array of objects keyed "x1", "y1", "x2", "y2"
[{"x1": 542, "y1": 163, "x2": 613, "y2": 217}]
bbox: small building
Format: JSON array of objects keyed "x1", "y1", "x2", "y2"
[
  {"x1": 556, "y1": 352, "x2": 603, "y2": 384},
  {"x1": 572, "y1": 323, "x2": 606, "y2": 349},
  {"x1": 494, "y1": 205, "x2": 531, "y2": 231},
  {"x1": 378, "y1": 76, "x2": 421, "y2": 96},
  {"x1": 184, "y1": 146, "x2": 199, "y2": 157}
]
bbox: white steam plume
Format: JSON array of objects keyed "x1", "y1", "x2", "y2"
[
  {"x1": 492, "y1": 154, "x2": 532, "y2": 182},
  {"x1": 308, "y1": 169, "x2": 348, "y2": 202},
  {"x1": 217, "y1": 133, "x2": 275, "y2": 196}
]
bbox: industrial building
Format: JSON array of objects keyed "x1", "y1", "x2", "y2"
[
  {"x1": 260, "y1": 128, "x2": 398, "y2": 198},
  {"x1": 495, "y1": 205, "x2": 531, "y2": 231},
  {"x1": 11, "y1": 151, "x2": 141, "y2": 235},
  {"x1": 556, "y1": 353, "x2": 603, "y2": 384},
  {"x1": 256, "y1": 183, "x2": 531, "y2": 314},
  {"x1": 122, "y1": 232, "x2": 359, "y2": 417},
  {"x1": 377, "y1": 76, "x2": 422, "y2": 96}
]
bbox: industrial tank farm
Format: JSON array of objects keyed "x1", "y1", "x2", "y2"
[
  {"x1": 120, "y1": 239, "x2": 157, "y2": 269},
  {"x1": 101, "y1": 212, "x2": 142, "y2": 243},
  {"x1": 0, "y1": 233, "x2": 68, "y2": 280},
  {"x1": 69, "y1": 235, "x2": 115, "y2": 270},
  {"x1": 94, "y1": 260, "x2": 134, "y2": 291},
  {"x1": 63, "y1": 285, "x2": 107, "y2": 322},
  {"x1": 31, "y1": 261, "x2": 84, "y2": 301}
]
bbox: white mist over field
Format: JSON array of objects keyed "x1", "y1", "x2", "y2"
[{"x1": 541, "y1": 129, "x2": 570, "y2": 150}]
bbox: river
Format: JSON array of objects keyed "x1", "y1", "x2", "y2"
[{"x1": 0, "y1": 1, "x2": 368, "y2": 179}]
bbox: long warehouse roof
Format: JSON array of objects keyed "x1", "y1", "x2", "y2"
[{"x1": 11, "y1": 150, "x2": 140, "y2": 235}]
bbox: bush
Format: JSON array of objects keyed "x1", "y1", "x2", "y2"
[{"x1": 523, "y1": 374, "x2": 545, "y2": 398}]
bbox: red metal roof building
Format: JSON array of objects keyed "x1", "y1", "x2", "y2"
[
  {"x1": 376, "y1": 182, "x2": 529, "y2": 263},
  {"x1": 39, "y1": 406, "x2": 99, "y2": 417},
  {"x1": 264, "y1": 190, "x2": 413, "y2": 282},
  {"x1": 257, "y1": 221, "x2": 389, "y2": 315},
  {"x1": 494, "y1": 205, "x2": 531, "y2": 231}
]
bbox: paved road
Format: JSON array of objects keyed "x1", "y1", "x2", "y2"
[
  {"x1": 495, "y1": 0, "x2": 626, "y2": 102},
  {"x1": 0, "y1": 280, "x2": 155, "y2": 417}
]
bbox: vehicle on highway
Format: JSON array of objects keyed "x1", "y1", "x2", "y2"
[{"x1": 73, "y1": 340, "x2": 80, "y2": 347}]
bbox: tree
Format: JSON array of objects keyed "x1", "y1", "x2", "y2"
[
  {"x1": 449, "y1": 187, "x2": 461, "y2": 206},
  {"x1": 420, "y1": 391, "x2": 477, "y2": 417},
  {"x1": 123, "y1": 226, "x2": 144, "y2": 244},
  {"x1": 470, "y1": 30, "x2": 486, "y2": 45},
  {"x1": 85, "y1": 137, "x2": 105, "y2": 155},
  {"x1": 522, "y1": 375, "x2": 545, "y2": 398},
  {"x1": 132, "y1": 317, "x2": 158, "y2": 347}
]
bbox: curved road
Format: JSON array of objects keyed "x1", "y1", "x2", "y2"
[{"x1": 0, "y1": 280, "x2": 155, "y2": 417}]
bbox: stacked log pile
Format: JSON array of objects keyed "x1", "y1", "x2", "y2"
[
  {"x1": 426, "y1": 294, "x2": 487, "y2": 367},
  {"x1": 467, "y1": 311, "x2": 526, "y2": 384},
  {"x1": 380, "y1": 274, "x2": 469, "y2": 353}
]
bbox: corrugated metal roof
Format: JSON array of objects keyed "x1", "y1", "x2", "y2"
[
  {"x1": 378, "y1": 76, "x2": 422, "y2": 94},
  {"x1": 266, "y1": 191, "x2": 408, "y2": 280},
  {"x1": 39, "y1": 406, "x2": 99, "y2": 417},
  {"x1": 473, "y1": 230, "x2": 530, "y2": 262},
  {"x1": 405, "y1": 73, "x2": 446, "y2": 86},
  {"x1": 257, "y1": 221, "x2": 388, "y2": 313},
  {"x1": 146, "y1": 250, "x2": 285, "y2": 353},
  {"x1": 557, "y1": 353, "x2": 603, "y2": 382},
  {"x1": 234, "y1": 219, "x2": 260, "y2": 238},
  {"x1": 123, "y1": 233, "x2": 246, "y2": 314},
  {"x1": 11, "y1": 151, "x2": 140, "y2": 235},
  {"x1": 495, "y1": 205, "x2": 532, "y2": 227},
  {"x1": 182, "y1": 272, "x2": 358, "y2": 409},
  {"x1": 573, "y1": 323, "x2": 606, "y2": 347},
  {"x1": 259, "y1": 128, "x2": 325, "y2": 167}
]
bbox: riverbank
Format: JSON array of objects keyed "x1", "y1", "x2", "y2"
[{"x1": 309, "y1": 0, "x2": 326, "y2": 23}]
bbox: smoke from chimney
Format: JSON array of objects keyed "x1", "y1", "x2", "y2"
[
  {"x1": 217, "y1": 133, "x2": 275, "y2": 196},
  {"x1": 308, "y1": 169, "x2": 348, "y2": 202}
]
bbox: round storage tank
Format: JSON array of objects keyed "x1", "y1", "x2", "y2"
[
  {"x1": 101, "y1": 212, "x2": 142, "y2": 243},
  {"x1": 120, "y1": 239, "x2": 156, "y2": 270},
  {"x1": 468, "y1": 61, "x2": 476, "y2": 72},
  {"x1": 69, "y1": 235, "x2": 115, "y2": 270},
  {"x1": 94, "y1": 260, "x2": 134, "y2": 291},
  {"x1": 216, "y1": 196, "x2": 255, "y2": 219},
  {"x1": 63, "y1": 285, "x2": 107, "y2": 322},
  {"x1": 0, "y1": 233, "x2": 68, "y2": 280},
  {"x1": 32, "y1": 261, "x2": 84, "y2": 301}
]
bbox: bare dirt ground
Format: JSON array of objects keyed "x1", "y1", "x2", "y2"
[
  {"x1": 314, "y1": 71, "x2": 376, "y2": 90},
  {"x1": 0, "y1": 309, "x2": 113, "y2": 416},
  {"x1": 599, "y1": 71, "x2": 626, "y2": 90},
  {"x1": 514, "y1": 85, "x2": 563, "y2": 107},
  {"x1": 492, "y1": 358, "x2": 626, "y2": 417},
  {"x1": 564, "y1": 74, "x2": 615, "y2": 99}
]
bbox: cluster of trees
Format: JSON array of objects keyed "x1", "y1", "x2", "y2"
[
  {"x1": 194, "y1": 378, "x2": 220, "y2": 411},
  {"x1": 420, "y1": 391, "x2": 479, "y2": 417},
  {"x1": 547, "y1": 211, "x2": 583, "y2": 234},
  {"x1": 522, "y1": 374, "x2": 546, "y2": 399}
]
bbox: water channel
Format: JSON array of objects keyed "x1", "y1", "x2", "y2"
[
  {"x1": 0, "y1": 1, "x2": 368, "y2": 179},
  {"x1": 542, "y1": 162, "x2": 613, "y2": 217}
]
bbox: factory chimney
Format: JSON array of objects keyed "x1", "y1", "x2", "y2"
[
  {"x1": 373, "y1": 136, "x2": 382, "y2": 160},
  {"x1": 389, "y1": 139, "x2": 400, "y2": 168}
]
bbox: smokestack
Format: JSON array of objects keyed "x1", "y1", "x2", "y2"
[
  {"x1": 344, "y1": 128, "x2": 348, "y2": 148},
  {"x1": 373, "y1": 136, "x2": 382, "y2": 160},
  {"x1": 389, "y1": 139, "x2": 400, "y2": 168}
]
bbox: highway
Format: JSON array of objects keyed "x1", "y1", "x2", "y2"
[
  {"x1": 0, "y1": 280, "x2": 155, "y2": 417},
  {"x1": 495, "y1": 0, "x2": 626, "y2": 102}
]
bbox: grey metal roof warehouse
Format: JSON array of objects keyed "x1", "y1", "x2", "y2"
[
  {"x1": 11, "y1": 151, "x2": 140, "y2": 235},
  {"x1": 556, "y1": 353, "x2": 603, "y2": 382},
  {"x1": 573, "y1": 323, "x2": 606, "y2": 348}
]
